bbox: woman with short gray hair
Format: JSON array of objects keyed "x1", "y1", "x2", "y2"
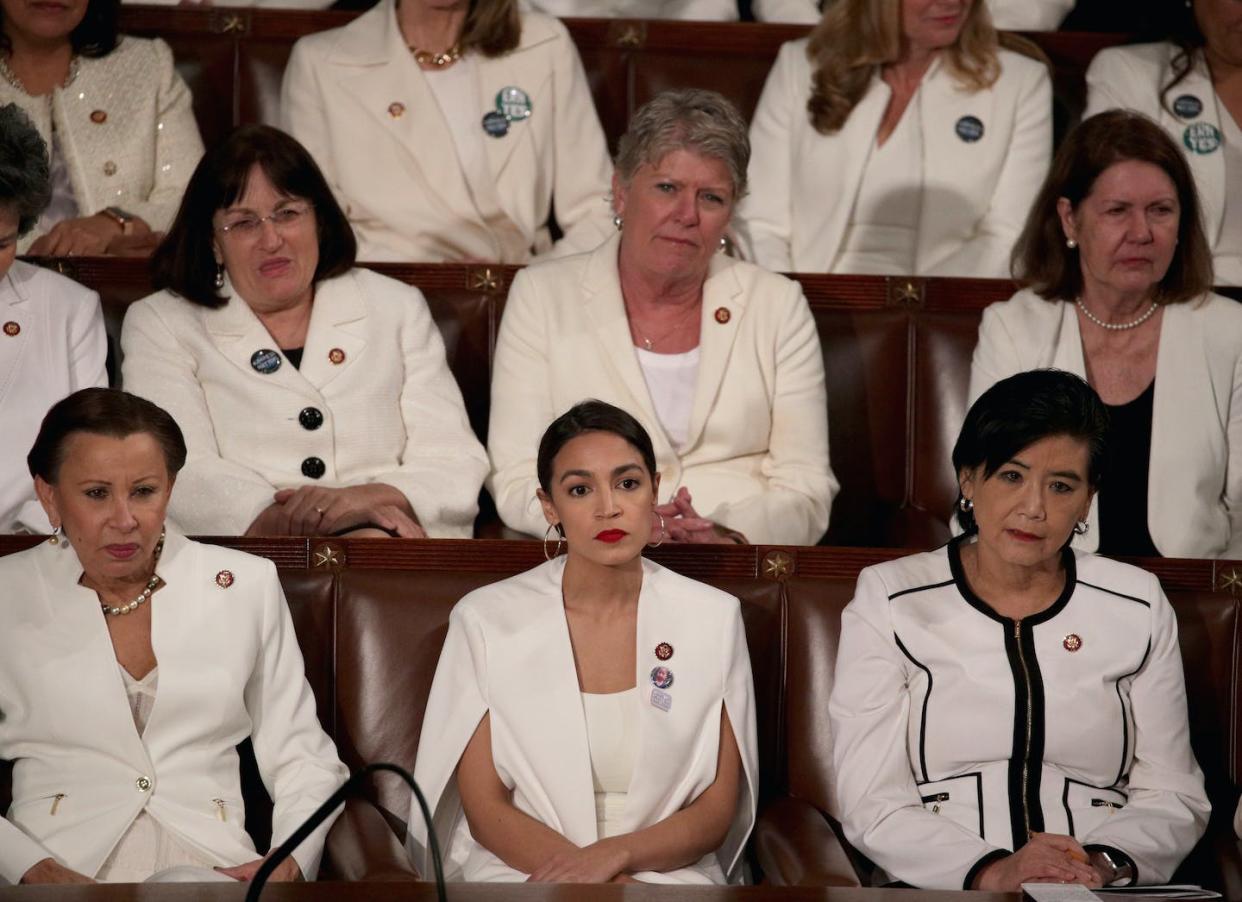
[
  {"x1": 488, "y1": 88, "x2": 836, "y2": 547},
  {"x1": 0, "y1": 102, "x2": 107, "y2": 535}
]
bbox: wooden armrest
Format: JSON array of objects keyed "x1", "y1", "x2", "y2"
[
  {"x1": 322, "y1": 796, "x2": 419, "y2": 882},
  {"x1": 753, "y1": 796, "x2": 861, "y2": 887}
]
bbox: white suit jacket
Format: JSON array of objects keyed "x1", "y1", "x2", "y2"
[
  {"x1": 0, "y1": 261, "x2": 106, "y2": 534},
  {"x1": 0, "y1": 37, "x2": 203, "y2": 253},
  {"x1": 120, "y1": 268, "x2": 487, "y2": 537},
  {"x1": 281, "y1": 2, "x2": 614, "y2": 263},
  {"x1": 407, "y1": 556, "x2": 758, "y2": 884},
  {"x1": 738, "y1": 42, "x2": 1052, "y2": 277},
  {"x1": 0, "y1": 530, "x2": 347, "y2": 884},
  {"x1": 987, "y1": 0, "x2": 1073, "y2": 30},
  {"x1": 1084, "y1": 43, "x2": 1242, "y2": 285},
  {"x1": 969, "y1": 289, "x2": 1242, "y2": 559},
  {"x1": 831, "y1": 541, "x2": 1209, "y2": 889},
  {"x1": 527, "y1": 0, "x2": 820, "y2": 23},
  {"x1": 487, "y1": 232, "x2": 836, "y2": 545}
]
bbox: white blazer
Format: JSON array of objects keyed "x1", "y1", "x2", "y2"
[
  {"x1": 831, "y1": 541, "x2": 1208, "y2": 889},
  {"x1": 0, "y1": 530, "x2": 347, "y2": 884},
  {"x1": 1084, "y1": 43, "x2": 1242, "y2": 285},
  {"x1": 969, "y1": 289, "x2": 1242, "y2": 559},
  {"x1": 0, "y1": 37, "x2": 203, "y2": 253},
  {"x1": 281, "y1": 2, "x2": 614, "y2": 263},
  {"x1": 0, "y1": 261, "x2": 106, "y2": 534},
  {"x1": 407, "y1": 556, "x2": 758, "y2": 884},
  {"x1": 487, "y1": 232, "x2": 836, "y2": 546},
  {"x1": 987, "y1": 0, "x2": 1073, "y2": 30},
  {"x1": 738, "y1": 42, "x2": 1052, "y2": 276},
  {"x1": 526, "y1": 0, "x2": 820, "y2": 23},
  {"x1": 120, "y1": 268, "x2": 488, "y2": 538}
]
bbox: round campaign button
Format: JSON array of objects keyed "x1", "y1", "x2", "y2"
[
  {"x1": 250, "y1": 348, "x2": 282, "y2": 374},
  {"x1": 299, "y1": 407, "x2": 324, "y2": 431},
  {"x1": 482, "y1": 111, "x2": 510, "y2": 138},
  {"x1": 301, "y1": 456, "x2": 326, "y2": 479},
  {"x1": 496, "y1": 86, "x2": 532, "y2": 120},
  {"x1": 955, "y1": 115, "x2": 984, "y2": 143},
  {"x1": 1173, "y1": 94, "x2": 1203, "y2": 119},
  {"x1": 650, "y1": 665, "x2": 674, "y2": 690},
  {"x1": 1184, "y1": 122, "x2": 1222, "y2": 154}
]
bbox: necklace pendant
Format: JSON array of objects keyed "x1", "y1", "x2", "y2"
[{"x1": 643, "y1": 338, "x2": 653, "y2": 350}]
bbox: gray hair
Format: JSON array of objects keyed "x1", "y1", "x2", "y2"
[
  {"x1": 614, "y1": 89, "x2": 750, "y2": 200},
  {"x1": 0, "y1": 103, "x2": 50, "y2": 237}
]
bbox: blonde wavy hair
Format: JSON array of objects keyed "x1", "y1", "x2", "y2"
[{"x1": 806, "y1": 0, "x2": 1001, "y2": 134}]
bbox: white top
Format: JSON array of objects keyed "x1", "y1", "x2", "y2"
[
  {"x1": 582, "y1": 688, "x2": 639, "y2": 839},
  {"x1": 120, "y1": 665, "x2": 159, "y2": 736},
  {"x1": 635, "y1": 346, "x2": 701, "y2": 450},
  {"x1": 1218, "y1": 106, "x2": 1242, "y2": 282},
  {"x1": 35, "y1": 127, "x2": 80, "y2": 236},
  {"x1": 834, "y1": 102, "x2": 923, "y2": 275}
]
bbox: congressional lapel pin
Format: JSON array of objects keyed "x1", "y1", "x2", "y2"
[
  {"x1": 89, "y1": 109, "x2": 107, "y2": 124},
  {"x1": 387, "y1": 102, "x2": 405, "y2": 119},
  {"x1": 250, "y1": 348, "x2": 282, "y2": 374},
  {"x1": 482, "y1": 111, "x2": 509, "y2": 139},
  {"x1": 714, "y1": 307, "x2": 731, "y2": 325},
  {"x1": 496, "y1": 86, "x2": 532, "y2": 121},
  {"x1": 650, "y1": 665, "x2": 674, "y2": 690},
  {"x1": 1173, "y1": 94, "x2": 1203, "y2": 119},
  {"x1": 954, "y1": 115, "x2": 984, "y2": 143},
  {"x1": 3, "y1": 321, "x2": 18, "y2": 336},
  {"x1": 650, "y1": 687, "x2": 672, "y2": 712},
  {"x1": 1184, "y1": 122, "x2": 1222, "y2": 154},
  {"x1": 215, "y1": 570, "x2": 235, "y2": 589},
  {"x1": 1063, "y1": 633, "x2": 1082, "y2": 652},
  {"x1": 654, "y1": 642, "x2": 673, "y2": 661},
  {"x1": 328, "y1": 347, "x2": 346, "y2": 365}
]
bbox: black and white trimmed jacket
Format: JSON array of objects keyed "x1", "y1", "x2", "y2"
[{"x1": 829, "y1": 537, "x2": 1210, "y2": 889}]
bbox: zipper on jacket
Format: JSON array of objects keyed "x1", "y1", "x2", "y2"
[
  {"x1": 1092, "y1": 799, "x2": 1121, "y2": 811},
  {"x1": 1014, "y1": 618, "x2": 1034, "y2": 840},
  {"x1": 921, "y1": 791, "x2": 950, "y2": 814},
  {"x1": 213, "y1": 799, "x2": 226, "y2": 822},
  {"x1": 49, "y1": 793, "x2": 65, "y2": 816}
]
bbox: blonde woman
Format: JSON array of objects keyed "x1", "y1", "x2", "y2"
[{"x1": 739, "y1": 0, "x2": 1052, "y2": 277}]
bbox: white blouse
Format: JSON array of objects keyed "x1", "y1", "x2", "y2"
[
  {"x1": 582, "y1": 688, "x2": 639, "y2": 840},
  {"x1": 635, "y1": 346, "x2": 701, "y2": 451},
  {"x1": 1216, "y1": 106, "x2": 1242, "y2": 286}
]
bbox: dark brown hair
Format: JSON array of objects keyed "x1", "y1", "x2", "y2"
[
  {"x1": 0, "y1": 104, "x2": 50, "y2": 237},
  {"x1": 537, "y1": 400, "x2": 657, "y2": 495},
  {"x1": 152, "y1": 124, "x2": 356, "y2": 309},
  {"x1": 28, "y1": 388, "x2": 187, "y2": 483},
  {"x1": 0, "y1": 0, "x2": 118, "y2": 58},
  {"x1": 462, "y1": 0, "x2": 521, "y2": 56},
  {"x1": 1012, "y1": 110, "x2": 1213, "y2": 304}
]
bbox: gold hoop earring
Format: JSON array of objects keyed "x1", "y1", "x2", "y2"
[
  {"x1": 647, "y1": 513, "x2": 665, "y2": 548},
  {"x1": 543, "y1": 523, "x2": 564, "y2": 561}
]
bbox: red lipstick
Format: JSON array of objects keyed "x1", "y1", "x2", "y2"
[{"x1": 594, "y1": 529, "x2": 628, "y2": 543}]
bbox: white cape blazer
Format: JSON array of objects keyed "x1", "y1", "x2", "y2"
[
  {"x1": 968, "y1": 289, "x2": 1242, "y2": 559},
  {"x1": 0, "y1": 530, "x2": 347, "y2": 884},
  {"x1": 1085, "y1": 43, "x2": 1242, "y2": 285},
  {"x1": 407, "y1": 556, "x2": 758, "y2": 884},
  {"x1": 738, "y1": 41, "x2": 1051, "y2": 276}
]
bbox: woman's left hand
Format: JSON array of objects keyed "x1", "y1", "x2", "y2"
[
  {"x1": 526, "y1": 839, "x2": 629, "y2": 884},
  {"x1": 270, "y1": 484, "x2": 420, "y2": 537},
  {"x1": 216, "y1": 855, "x2": 303, "y2": 882},
  {"x1": 655, "y1": 488, "x2": 741, "y2": 544},
  {"x1": 27, "y1": 214, "x2": 150, "y2": 257}
]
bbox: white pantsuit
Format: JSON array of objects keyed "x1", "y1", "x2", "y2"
[{"x1": 739, "y1": 41, "x2": 1052, "y2": 276}]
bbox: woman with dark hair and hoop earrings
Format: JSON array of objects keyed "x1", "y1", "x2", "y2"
[
  {"x1": 410, "y1": 399, "x2": 758, "y2": 884},
  {"x1": 831, "y1": 369, "x2": 1209, "y2": 892},
  {"x1": 970, "y1": 110, "x2": 1242, "y2": 558}
]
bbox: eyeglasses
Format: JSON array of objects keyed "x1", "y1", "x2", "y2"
[{"x1": 217, "y1": 203, "x2": 314, "y2": 239}]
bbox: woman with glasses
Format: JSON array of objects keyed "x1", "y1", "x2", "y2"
[{"x1": 119, "y1": 125, "x2": 487, "y2": 538}]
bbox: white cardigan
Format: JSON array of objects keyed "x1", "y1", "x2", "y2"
[
  {"x1": 831, "y1": 541, "x2": 1209, "y2": 889},
  {"x1": 0, "y1": 261, "x2": 106, "y2": 533},
  {"x1": 282, "y1": 1, "x2": 614, "y2": 263},
  {"x1": 738, "y1": 42, "x2": 1051, "y2": 277},
  {"x1": 0, "y1": 530, "x2": 347, "y2": 884},
  {"x1": 120, "y1": 268, "x2": 488, "y2": 537},
  {"x1": 0, "y1": 36, "x2": 203, "y2": 253},
  {"x1": 486, "y1": 232, "x2": 836, "y2": 545},
  {"x1": 407, "y1": 556, "x2": 758, "y2": 884},
  {"x1": 969, "y1": 289, "x2": 1242, "y2": 559}
]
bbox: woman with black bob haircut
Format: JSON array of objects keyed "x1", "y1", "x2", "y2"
[
  {"x1": 0, "y1": 0, "x2": 203, "y2": 256},
  {"x1": 121, "y1": 124, "x2": 486, "y2": 540},
  {"x1": 831, "y1": 369, "x2": 1208, "y2": 892},
  {"x1": 410, "y1": 399, "x2": 759, "y2": 884}
]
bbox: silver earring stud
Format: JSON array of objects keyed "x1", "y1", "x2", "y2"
[
  {"x1": 959, "y1": 497, "x2": 973, "y2": 512},
  {"x1": 612, "y1": 215, "x2": 623, "y2": 231},
  {"x1": 214, "y1": 264, "x2": 226, "y2": 289},
  {"x1": 1066, "y1": 238, "x2": 1078, "y2": 249}
]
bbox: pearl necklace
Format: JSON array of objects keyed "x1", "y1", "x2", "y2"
[
  {"x1": 1075, "y1": 297, "x2": 1159, "y2": 331},
  {"x1": 98, "y1": 532, "x2": 164, "y2": 617}
]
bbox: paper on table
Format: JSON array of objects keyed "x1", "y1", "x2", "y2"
[
  {"x1": 1022, "y1": 884, "x2": 1101, "y2": 902},
  {"x1": 144, "y1": 865, "x2": 237, "y2": 883}
]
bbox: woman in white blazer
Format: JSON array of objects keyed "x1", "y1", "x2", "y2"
[
  {"x1": 1085, "y1": 3, "x2": 1242, "y2": 284},
  {"x1": 1, "y1": 388, "x2": 347, "y2": 884},
  {"x1": 410, "y1": 401, "x2": 758, "y2": 884},
  {"x1": 0, "y1": 104, "x2": 106, "y2": 534},
  {"x1": 489, "y1": 89, "x2": 835, "y2": 546},
  {"x1": 281, "y1": 0, "x2": 613, "y2": 263},
  {"x1": 739, "y1": 0, "x2": 1052, "y2": 277},
  {"x1": 970, "y1": 110, "x2": 1242, "y2": 559},
  {"x1": 122, "y1": 126, "x2": 487, "y2": 538},
  {"x1": 0, "y1": 0, "x2": 203, "y2": 256},
  {"x1": 832, "y1": 370, "x2": 1208, "y2": 891},
  {"x1": 987, "y1": 0, "x2": 1071, "y2": 30},
  {"x1": 526, "y1": 0, "x2": 821, "y2": 24}
]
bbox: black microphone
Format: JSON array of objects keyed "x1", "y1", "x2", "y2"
[{"x1": 245, "y1": 761, "x2": 446, "y2": 902}]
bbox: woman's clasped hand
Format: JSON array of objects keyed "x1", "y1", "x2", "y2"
[
  {"x1": 973, "y1": 834, "x2": 1102, "y2": 891},
  {"x1": 246, "y1": 484, "x2": 426, "y2": 538}
]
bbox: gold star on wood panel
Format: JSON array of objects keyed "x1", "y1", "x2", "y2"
[
  {"x1": 313, "y1": 543, "x2": 343, "y2": 569},
  {"x1": 467, "y1": 268, "x2": 500, "y2": 292},
  {"x1": 1219, "y1": 568, "x2": 1242, "y2": 594},
  {"x1": 762, "y1": 551, "x2": 793, "y2": 580}
]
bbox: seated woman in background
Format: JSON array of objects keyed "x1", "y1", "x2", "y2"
[
  {"x1": 832, "y1": 369, "x2": 1209, "y2": 891},
  {"x1": 410, "y1": 400, "x2": 757, "y2": 884},
  {"x1": 0, "y1": 103, "x2": 106, "y2": 533},
  {"x1": 0, "y1": 388, "x2": 346, "y2": 885},
  {"x1": 527, "y1": 0, "x2": 821, "y2": 24},
  {"x1": 739, "y1": 0, "x2": 1051, "y2": 277},
  {"x1": 121, "y1": 125, "x2": 487, "y2": 538},
  {"x1": 1085, "y1": 0, "x2": 1242, "y2": 284},
  {"x1": 987, "y1": 0, "x2": 1071, "y2": 30},
  {"x1": 281, "y1": 0, "x2": 614, "y2": 262},
  {"x1": 970, "y1": 110, "x2": 1242, "y2": 558},
  {"x1": 0, "y1": 0, "x2": 203, "y2": 256},
  {"x1": 489, "y1": 89, "x2": 835, "y2": 546}
]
